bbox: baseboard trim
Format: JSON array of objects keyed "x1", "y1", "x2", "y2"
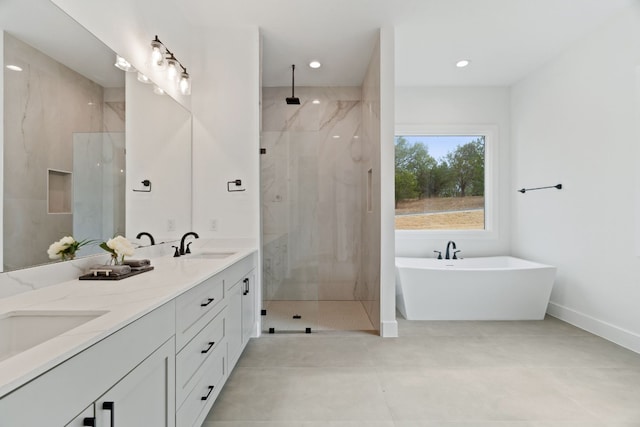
[
  {"x1": 547, "y1": 301, "x2": 640, "y2": 354},
  {"x1": 380, "y1": 320, "x2": 398, "y2": 338}
]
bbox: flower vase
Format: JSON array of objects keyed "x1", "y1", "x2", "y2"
[{"x1": 108, "y1": 254, "x2": 122, "y2": 265}]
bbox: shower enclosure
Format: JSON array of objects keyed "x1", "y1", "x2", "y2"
[
  {"x1": 73, "y1": 131, "x2": 126, "y2": 256},
  {"x1": 260, "y1": 86, "x2": 375, "y2": 333}
]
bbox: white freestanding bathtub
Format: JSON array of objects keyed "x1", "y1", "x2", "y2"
[{"x1": 395, "y1": 256, "x2": 556, "y2": 320}]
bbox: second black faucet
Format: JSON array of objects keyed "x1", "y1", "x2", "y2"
[{"x1": 179, "y1": 232, "x2": 199, "y2": 255}]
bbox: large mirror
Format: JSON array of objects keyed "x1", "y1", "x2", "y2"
[{"x1": 1, "y1": 0, "x2": 192, "y2": 272}]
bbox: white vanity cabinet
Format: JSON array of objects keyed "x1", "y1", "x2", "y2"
[
  {"x1": 176, "y1": 251, "x2": 257, "y2": 427},
  {"x1": 227, "y1": 263, "x2": 256, "y2": 370},
  {"x1": 0, "y1": 302, "x2": 175, "y2": 427},
  {"x1": 66, "y1": 337, "x2": 176, "y2": 427},
  {"x1": 0, "y1": 249, "x2": 259, "y2": 427}
]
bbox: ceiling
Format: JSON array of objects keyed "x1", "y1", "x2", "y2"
[
  {"x1": 1, "y1": 0, "x2": 635, "y2": 89},
  {"x1": 176, "y1": 0, "x2": 635, "y2": 87}
]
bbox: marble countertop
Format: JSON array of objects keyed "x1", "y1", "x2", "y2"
[{"x1": 0, "y1": 239, "x2": 257, "y2": 398}]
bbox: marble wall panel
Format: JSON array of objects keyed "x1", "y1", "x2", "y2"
[
  {"x1": 3, "y1": 33, "x2": 106, "y2": 270},
  {"x1": 357, "y1": 40, "x2": 382, "y2": 329}
]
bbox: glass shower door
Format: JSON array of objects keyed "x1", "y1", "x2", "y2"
[{"x1": 261, "y1": 130, "x2": 319, "y2": 334}]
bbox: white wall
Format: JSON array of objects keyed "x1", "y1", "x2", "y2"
[
  {"x1": 125, "y1": 72, "x2": 192, "y2": 242},
  {"x1": 380, "y1": 27, "x2": 397, "y2": 337},
  {"x1": 190, "y1": 27, "x2": 260, "y2": 241},
  {"x1": 395, "y1": 86, "x2": 511, "y2": 258},
  {"x1": 511, "y1": 4, "x2": 640, "y2": 352}
]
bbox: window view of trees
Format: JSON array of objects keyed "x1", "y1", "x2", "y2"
[{"x1": 395, "y1": 135, "x2": 485, "y2": 230}]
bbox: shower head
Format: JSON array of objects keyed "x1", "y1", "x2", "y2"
[{"x1": 286, "y1": 64, "x2": 300, "y2": 105}]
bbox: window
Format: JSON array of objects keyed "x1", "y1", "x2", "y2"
[{"x1": 395, "y1": 125, "x2": 496, "y2": 233}]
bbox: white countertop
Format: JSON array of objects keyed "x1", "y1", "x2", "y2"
[{"x1": 0, "y1": 239, "x2": 257, "y2": 398}]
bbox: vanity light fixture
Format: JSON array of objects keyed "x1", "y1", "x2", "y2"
[
  {"x1": 149, "y1": 35, "x2": 191, "y2": 95},
  {"x1": 114, "y1": 55, "x2": 135, "y2": 72},
  {"x1": 5, "y1": 64, "x2": 23, "y2": 72},
  {"x1": 309, "y1": 60, "x2": 321, "y2": 69},
  {"x1": 166, "y1": 54, "x2": 179, "y2": 81},
  {"x1": 179, "y1": 71, "x2": 191, "y2": 95},
  {"x1": 150, "y1": 36, "x2": 166, "y2": 69},
  {"x1": 456, "y1": 59, "x2": 470, "y2": 68}
]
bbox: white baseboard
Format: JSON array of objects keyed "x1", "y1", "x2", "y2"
[
  {"x1": 380, "y1": 320, "x2": 398, "y2": 338},
  {"x1": 547, "y1": 302, "x2": 640, "y2": 354}
]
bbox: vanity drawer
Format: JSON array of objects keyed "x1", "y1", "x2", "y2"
[
  {"x1": 176, "y1": 274, "x2": 224, "y2": 350},
  {"x1": 176, "y1": 308, "x2": 225, "y2": 407},
  {"x1": 176, "y1": 341, "x2": 225, "y2": 427}
]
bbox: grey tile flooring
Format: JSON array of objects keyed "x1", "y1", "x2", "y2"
[{"x1": 203, "y1": 316, "x2": 640, "y2": 426}]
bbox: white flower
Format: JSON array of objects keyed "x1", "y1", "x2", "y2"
[
  {"x1": 59, "y1": 236, "x2": 75, "y2": 246},
  {"x1": 106, "y1": 235, "x2": 135, "y2": 258},
  {"x1": 47, "y1": 241, "x2": 65, "y2": 259}
]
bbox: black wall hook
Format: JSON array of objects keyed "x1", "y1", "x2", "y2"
[{"x1": 518, "y1": 184, "x2": 562, "y2": 194}]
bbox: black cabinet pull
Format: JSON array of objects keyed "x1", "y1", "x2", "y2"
[
  {"x1": 201, "y1": 341, "x2": 215, "y2": 354},
  {"x1": 83, "y1": 418, "x2": 96, "y2": 427},
  {"x1": 200, "y1": 298, "x2": 215, "y2": 307},
  {"x1": 243, "y1": 278, "x2": 249, "y2": 295},
  {"x1": 201, "y1": 385, "x2": 215, "y2": 401},
  {"x1": 102, "y1": 402, "x2": 114, "y2": 427}
]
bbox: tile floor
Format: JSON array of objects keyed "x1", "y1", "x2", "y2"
[{"x1": 203, "y1": 315, "x2": 640, "y2": 426}]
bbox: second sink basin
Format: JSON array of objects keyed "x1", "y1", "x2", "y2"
[
  {"x1": 185, "y1": 251, "x2": 236, "y2": 260},
  {"x1": 0, "y1": 310, "x2": 107, "y2": 362}
]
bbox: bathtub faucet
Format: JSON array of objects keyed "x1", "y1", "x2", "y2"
[{"x1": 445, "y1": 240, "x2": 457, "y2": 260}]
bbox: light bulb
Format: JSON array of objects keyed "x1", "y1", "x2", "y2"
[
  {"x1": 153, "y1": 85, "x2": 165, "y2": 95},
  {"x1": 179, "y1": 72, "x2": 191, "y2": 95},
  {"x1": 150, "y1": 39, "x2": 166, "y2": 69},
  {"x1": 114, "y1": 55, "x2": 134, "y2": 72},
  {"x1": 137, "y1": 72, "x2": 152, "y2": 84},
  {"x1": 167, "y1": 57, "x2": 179, "y2": 81}
]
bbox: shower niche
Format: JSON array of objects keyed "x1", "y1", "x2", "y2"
[{"x1": 47, "y1": 169, "x2": 73, "y2": 214}]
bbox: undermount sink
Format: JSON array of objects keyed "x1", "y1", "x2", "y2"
[
  {"x1": 185, "y1": 251, "x2": 237, "y2": 260},
  {"x1": 0, "y1": 310, "x2": 107, "y2": 362}
]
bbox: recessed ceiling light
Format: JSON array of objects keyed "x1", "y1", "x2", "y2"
[
  {"x1": 309, "y1": 60, "x2": 321, "y2": 69},
  {"x1": 456, "y1": 60, "x2": 470, "y2": 68},
  {"x1": 6, "y1": 65, "x2": 23, "y2": 72}
]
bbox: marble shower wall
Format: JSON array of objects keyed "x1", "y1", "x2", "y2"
[
  {"x1": 3, "y1": 33, "x2": 122, "y2": 271},
  {"x1": 261, "y1": 87, "x2": 363, "y2": 301},
  {"x1": 358, "y1": 39, "x2": 382, "y2": 329}
]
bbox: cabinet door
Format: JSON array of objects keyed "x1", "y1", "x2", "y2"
[
  {"x1": 241, "y1": 270, "x2": 256, "y2": 344},
  {"x1": 95, "y1": 338, "x2": 176, "y2": 427},
  {"x1": 227, "y1": 280, "x2": 243, "y2": 370}
]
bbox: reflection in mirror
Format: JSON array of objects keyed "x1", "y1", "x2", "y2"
[
  {"x1": 1, "y1": 0, "x2": 193, "y2": 273},
  {"x1": 1, "y1": 0, "x2": 125, "y2": 271}
]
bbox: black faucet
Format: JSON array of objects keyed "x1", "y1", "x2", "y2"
[
  {"x1": 445, "y1": 240, "x2": 457, "y2": 260},
  {"x1": 179, "y1": 232, "x2": 199, "y2": 255},
  {"x1": 136, "y1": 232, "x2": 155, "y2": 246}
]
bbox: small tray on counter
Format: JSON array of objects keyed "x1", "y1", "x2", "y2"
[{"x1": 79, "y1": 266, "x2": 154, "y2": 281}]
